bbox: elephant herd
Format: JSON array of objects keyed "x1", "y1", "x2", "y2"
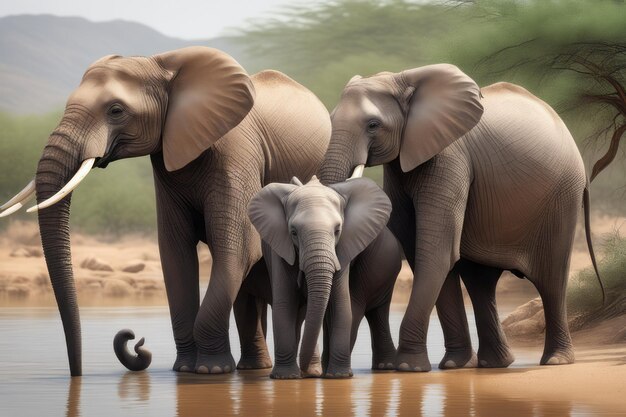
[{"x1": 0, "y1": 46, "x2": 601, "y2": 379}]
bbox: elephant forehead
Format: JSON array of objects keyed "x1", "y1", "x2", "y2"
[
  {"x1": 285, "y1": 188, "x2": 344, "y2": 219},
  {"x1": 345, "y1": 73, "x2": 396, "y2": 94},
  {"x1": 335, "y1": 89, "x2": 387, "y2": 120},
  {"x1": 288, "y1": 207, "x2": 343, "y2": 232},
  {"x1": 69, "y1": 76, "x2": 143, "y2": 110}
]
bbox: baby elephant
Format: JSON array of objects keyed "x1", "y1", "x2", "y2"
[{"x1": 248, "y1": 176, "x2": 401, "y2": 378}]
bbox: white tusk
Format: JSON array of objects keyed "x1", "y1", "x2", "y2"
[
  {"x1": 26, "y1": 158, "x2": 95, "y2": 213},
  {"x1": 348, "y1": 164, "x2": 365, "y2": 180},
  {"x1": 0, "y1": 180, "x2": 35, "y2": 211},
  {"x1": 0, "y1": 192, "x2": 36, "y2": 218}
]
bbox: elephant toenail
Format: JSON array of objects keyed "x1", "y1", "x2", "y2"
[
  {"x1": 479, "y1": 360, "x2": 488, "y2": 367},
  {"x1": 413, "y1": 366, "x2": 422, "y2": 371},
  {"x1": 179, "y1": 365, "x2": 190, "y2": 372},
  {"x1": 210, "y1": 366, "x2": 222, "y2": 374},
  {"x1": 197, "y1": 365, "x2": 209, "y2": 374},
  {"x1": 378, "y1": 363, "x2": 385, "y2": 369},
  {"x1": 223, "y1": 365, "x2": 231, "y2": 373},
  {"x1": 443, "y1": 360, "x2": 456, "y2": 368},
  {"x1": 386, "y1": 363, "x2": 393, "y2": 368},
  {"x1": 546, "y1": 357, "x2": 559, "y2": 365},
  {"x1": 398, "y1": 363, "x2": 410, "y2": 371}
]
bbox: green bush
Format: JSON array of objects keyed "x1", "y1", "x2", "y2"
[{"x1": 569, "y1": 234, "x2": 626, "y2": 315}]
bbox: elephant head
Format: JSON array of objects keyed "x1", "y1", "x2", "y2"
[
  {"x1": 319, "y1": 64, "x2": 484, "y2": 183},
  {"x1": 0, "y1": 47, "x2": 255, "y2": 376},
  {"x1": 247, "y1": 175, "x2": 391, "y2": 371}
]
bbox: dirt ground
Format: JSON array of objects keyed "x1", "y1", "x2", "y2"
[{"x1": 0, "y1": 212, "x2": 624, "y2": 309}]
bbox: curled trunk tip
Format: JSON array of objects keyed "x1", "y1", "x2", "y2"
[{"x1": 114, "y1": 329, "x2": 152, "y2": 371}]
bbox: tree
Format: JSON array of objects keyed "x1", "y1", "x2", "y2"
[{"x1": 549, "y1": 43, "x2": 626, "y2": 181}]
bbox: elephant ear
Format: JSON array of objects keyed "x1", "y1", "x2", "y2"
[
  {"x1": 398, "y1": 64, "x2": 483, "y2": 172},
  {"x1": 329, "y1": 178, "x2": 392, "y2": 267},
  {"x1": 155, "y1": 47, "x2": 255, "y2": 171},
  {"x1": 247, "y1": 183, "x2": 298, "y2": 265}
]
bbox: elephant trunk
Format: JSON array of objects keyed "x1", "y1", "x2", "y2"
[
  {"x1": 113, "y1": 329, "x2": 153, "y2": 371},
  {"x1": 35, "y1": 131, "x2": 86, "y2": 376},
  {"x1": 319, "y1": 133, "x2": 359, "y2": 185},
  {"x1": 298, "y1": 233, "x2": 338, "y2": 372}
]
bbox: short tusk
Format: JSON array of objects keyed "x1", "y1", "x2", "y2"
[
  {"x1": 26, "y1": 158, "x2": 96, "y2": 213},
  {"x1": 348, "y1": 164, "x2": 365, "y2": 180},
  {"x1": 0, "y1": 193, "x2": 36, "y2": 218},
  {"x1": 0, "y1": 180, "x2": 35, "y2": 211}
]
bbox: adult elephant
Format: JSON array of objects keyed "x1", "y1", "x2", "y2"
[
  {"x1": 319, "y1": 65, "x2": 602, "y2": 371},
  {"x1": 0, "y1": 47, "x2": 331, "y2": 376}
]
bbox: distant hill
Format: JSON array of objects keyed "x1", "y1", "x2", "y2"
[{"x1": 0, "y1": 15, "x2": 250, "y2": 114}]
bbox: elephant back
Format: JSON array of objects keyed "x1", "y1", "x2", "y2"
[{"x1": 250, "y1": 70, "x2": 331, "y2": 185}]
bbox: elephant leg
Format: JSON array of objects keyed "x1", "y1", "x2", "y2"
[
  {"x1": 530, "y1": 197, "x2": 577, "y2": 366},
  {"x1": 234, "y1": 259, "x2": 272, "y2": 370},
  {"x1": 194, "y1": 197, "x2": 262, "y2": 374},
  {"x1": 349, "y1": 300, "x2": 365, "y2": 355},
  {"x1": 324, "y1": 267, "x2": 353, "y2": 378},
  {"x1": 267, "y1": 251, "x2": 303, "y2": 379},
  {"x1": 396, "y1": 167, "x2": 470, "y2": 372},
  {"x1": 530, "y1": 263, "x2": 575, "y2": 365},
  {"x1": 459, "y1": 261, "x2": 513, "y2": 368},
  {"x1": 365, "y1": 303, "x2": 397, "y2": 370},
  {"x1": 385, "y1": 174, "x2": 416, "y2": 269},
  {"x1": 157, "y1": 199, "x2": 200, "y2": 373},
  {"x1": 233, "y1": 290, "x2": 272, "y2": 370},
  {"x1": 437, "y1": 269, "x2": 477, "y2": 370}
]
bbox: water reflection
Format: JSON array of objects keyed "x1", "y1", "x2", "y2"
[
  {"x1": 118, "y1": 371, "x2": 151, "y2": 402},
  {"x1": 94, "y1": 368, "x2": 582, "y2": 417},
  {"x1": 66, "y1": 377, "x2": 81, "y2": 417}
]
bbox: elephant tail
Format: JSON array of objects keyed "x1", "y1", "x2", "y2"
[
  {"x1": 583, "y1": 182, "x2": 605, "y2": 305},
  {"x1": 114, "y1": 329, "x2": 152, "y2": 371}
]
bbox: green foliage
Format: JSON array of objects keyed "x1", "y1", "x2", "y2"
[
  {"x1": 0, "y1": 111, "x2": 156, "y2": 234},
  {"x1": 569, "y1": 233, "x2": 626, "y2": 314},
  {"x1": 235, "y1": 0, "x2": 626, "y2": 211}
]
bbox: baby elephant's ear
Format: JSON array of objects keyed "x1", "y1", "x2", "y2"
[
  {"x1": 247, "y1": 183, "x2": 298, "y2": 265},
  {"x1": 329, "y1": 178, "x2": 392, "y2": 267}
]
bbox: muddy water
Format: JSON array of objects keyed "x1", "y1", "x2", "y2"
[{"x1": 0, "y1": 306, "x2": 607, "y2": 416}]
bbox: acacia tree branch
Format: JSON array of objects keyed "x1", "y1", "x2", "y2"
[{"x1": 591, "y1": 124, "x2": 626, "y2": 182}]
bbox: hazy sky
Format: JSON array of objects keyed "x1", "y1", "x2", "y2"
[{"x1": 0, "y1": 0, "x2": 326, "y2": 39}]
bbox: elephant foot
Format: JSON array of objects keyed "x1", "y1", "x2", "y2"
[
  {"x1": 237, "y1": 353, "x2": 273, "y2": 370},
  {"x1": 372, "y1": 350, "x2": 397, "y2": 370},
  {"x1": 324, "y1": 365, "x2": 353, "y2": 379},
  {"x1": 478, "y1": 345, "x2": 515, "y2": 368},
  {"x1": 270, "y1": 363, "x2": 301, "y2": 379},
  {"x1": 439, "y1": 349, "x2": 478, "y2": 370},
  {"x1": 195, "y1": 351, "x2": 236, "y2": 374},
  {"x1": 396, "y1": 349, "x2": 432, "y2": 372},
  {"x1": 302, "y1": 360, "x2": 323, "y2": 378},
  {"x1": 540, "y1": 348, "x2": 574, "y2": 365},
  {"x1": 173, "y1": 351, "x2": 197, "y2": 373}
]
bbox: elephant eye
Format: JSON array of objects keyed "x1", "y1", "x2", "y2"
[
  {"x1": 367, "y1": 120, "x2": 381, "y2": 132},
  {"x1": 108, "y1": 104, "x2": 125, "y2": 119},
  {"x1": 291, "y1": 229, "x2": 297, "y2": 237}
]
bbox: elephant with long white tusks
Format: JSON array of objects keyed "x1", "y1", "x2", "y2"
[
  {"x1": 248, "y1": 173, "x2": 402, "y2": 378},
  {"x1": 0, "y1": 46, "x2": 332, "y2": 376}
]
